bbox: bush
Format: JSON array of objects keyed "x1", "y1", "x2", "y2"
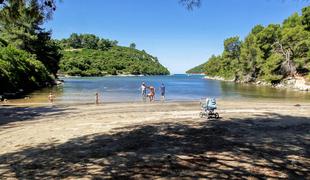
[{"x1": 0, "y1": 46, "x2": 52, "y2": 93}]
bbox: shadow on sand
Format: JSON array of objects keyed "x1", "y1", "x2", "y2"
[
  {"x1": 0, "y1": 105, "x2": 74, "y2": 129},
  {"x1": 0, "y1": 113, "x2": 309, "y2": 179}
]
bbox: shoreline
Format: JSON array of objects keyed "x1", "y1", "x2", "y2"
[
  {"x1": 204, "y1": 75, "x2": 310, "y2": 92},
  {"x1": 1, "y1": 98, "x2": 308, "y2": 107},
  {"x1": 204, "y1": 75, "x2": 234, "y2": 82},
  {"x1": 0, "y1": 79, "x2": 64, "y2": 101}
]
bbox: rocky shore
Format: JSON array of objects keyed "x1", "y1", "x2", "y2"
[
  {"x1": 205, "y1": 75, "x2": 310, "y2": 92},
  {"x1": 204, "y1": 75, "x2": 234, "y2": 82}
]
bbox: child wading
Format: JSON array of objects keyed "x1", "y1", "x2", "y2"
[
  {"x1": 48, "y1": 92, "x2": 55, "y2": 103},
  {"x1": 95, "y1": 92, "x2": 100, "y2": 105}
]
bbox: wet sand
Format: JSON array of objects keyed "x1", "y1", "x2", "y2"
[{"x1": 0, "y1": 100, "x2": 309, "y2": 179}]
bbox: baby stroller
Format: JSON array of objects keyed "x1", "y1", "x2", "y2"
[{"x1": 199, "y1": 97, "x2": 219, "y2": 119}]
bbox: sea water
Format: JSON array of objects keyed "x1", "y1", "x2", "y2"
[{"x1": 10, "y1": 74, "x2": 310, "y2": 104}]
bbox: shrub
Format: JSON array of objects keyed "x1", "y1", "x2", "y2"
[{"x1": 0, "y1": 46, "x2": 52, "y2": 93}]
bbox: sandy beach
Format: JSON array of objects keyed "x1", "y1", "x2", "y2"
[{"x1": 0, "y1": 100, "x2": 309, "y2": 179}]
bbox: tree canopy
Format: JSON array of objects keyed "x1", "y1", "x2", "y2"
[
  {"x1": 130, "y1": 43, "x2": 136, "y2": 49},
  {"x1": 58, "y1": 33, "x2": 118, "y2": 51},
  {"x1": 0, "y1": 46, "x2": 51, "y2": 94},
  {"x1": 0, "y1": 0, "x2": 60, "y2": 94},
  {"x1": 189, "y1": 6, "x2": 310, "y2": 84}
]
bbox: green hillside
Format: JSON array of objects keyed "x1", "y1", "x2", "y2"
[
  {"x1": 58, "y1": 33, "x2": 169, "y2": 76},
  {"x1": 59, "y1": 47, "x2": 169, "y2": 76},
  {"x1": 186, "y1": 62, "x2": 207, "y2": 74}
]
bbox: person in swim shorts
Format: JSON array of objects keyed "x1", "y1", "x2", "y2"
[{"x1": 147, "y1": 86, "x2": 155, "y2": 102}]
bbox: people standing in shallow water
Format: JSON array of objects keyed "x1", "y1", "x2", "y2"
[
  {"x1": 160, "y1": 83, "x2": 166, "y2": 102},
  {"x1": 141, "y1": 82, "x2": 147, "y2": 101},
  {"x1": 147, "y1": 86, "x2": 155, "y2": 102}
]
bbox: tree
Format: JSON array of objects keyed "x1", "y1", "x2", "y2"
[
  {"x1": 25, "y1": 32, "x2": 62, "y2": 77},
  {"x1": 0, "y1": 0, "x2": 62, "y2": 77},
  {"x1": 302, "y1": 6, "x2": 310, "y2": 31},
  {"x1": 261, "y1": 54, "x2": 284, "y2": 83},
  {"x1": 223, "y1": 36, "x2": 241, "y2": 60},
  {"x1": 251, "y1": 25, "x2": 264, "y2": 35},
  {"x1": 272, "y1": 41, "x2": 296, "y2": 76},
  {"x1": 283, "y1": 12, "x2": 302, "y2": 28},
  {"x1": 179, "y1": 0, "x2": 201, "y2": 10},
  {"x1": 60, "y1": 33, "x2": 117, "y2": 51},
  {"x1": 80, "y1": 34, "x2": 99, "y2": 49},
  {"x1": 97, "y1": 39, "x2": 110, "y2": 51},
  {"x1": 256, "y1": 24, "x2": 281, "y2": 59},
  {"x1": 196, "y1": 5, "x2": 310, "y2": 84},
  {"x1": 0, "y1": 0, "x2": 56, "y2": 21},
  {"x1": 129, "y1": 43, "x2": 136, "y2": 49},
  {"x1": 281, "y1": 13, "x2": 310, "y2": 75},
  {"x1": 68, "y1": 33, "x2": 82, "y2": 48},
  {"x1": 239, "y1": 33, "x2": 264, "y2": 81}
]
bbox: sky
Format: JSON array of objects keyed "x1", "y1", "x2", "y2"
[{"x1": 45, "y1": 0, "x2": 310, "y2": 74}]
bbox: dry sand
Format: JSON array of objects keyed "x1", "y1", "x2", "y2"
[{"x1": 0, "y1": 100, "x2": 309, "y2": 179}]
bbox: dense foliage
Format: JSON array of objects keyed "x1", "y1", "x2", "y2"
[
  {"x1": 58, "y1": 33, "x2": 169, "y2": 76},
  {"x1": 60, "y1": 46, "x2": 170, "y2": 76},
  {"x1": 0, "y1": 0, "x2": 60, "y2": 94},
  {"x1": 192, "y1": 6, "x2": 310, "y2": 84},
  {"x1": 58, "y1": 33, "x2": 118, "y2": 51},
  {"x1": 0, "y1": 0, "x2": 61, "y2": 76},
  {"x1": 0, "y1": 46, "x2": 51, "y2": 93}
]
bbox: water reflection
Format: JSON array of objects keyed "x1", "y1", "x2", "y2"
[{"x1": 220, "y1": 81, "x2": 310, "y2": 101}]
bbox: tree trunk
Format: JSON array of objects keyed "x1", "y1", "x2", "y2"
[{"x1": 273, "y1": 42, "x2": 296, "y2": 77}]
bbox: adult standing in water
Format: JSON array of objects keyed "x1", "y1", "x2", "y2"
[
  {"x1": 141, "y1": 82, "x2": 147, "y2": 101},
  {"x1": 160, "y1": 83, "x2": 166, "y2": 102}
]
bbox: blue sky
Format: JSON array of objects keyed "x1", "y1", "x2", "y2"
[{"x1": 45, "y1": 0, "x2": 310, "y2": 73}]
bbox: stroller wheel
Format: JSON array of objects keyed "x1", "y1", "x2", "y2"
[{"x1": 215, "y1": 113, "x2": 219, "y2": 119}]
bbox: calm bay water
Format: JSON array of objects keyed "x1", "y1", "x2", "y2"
[{"x1": 12, "y1": 74, "x2": 310, "y2": 104}]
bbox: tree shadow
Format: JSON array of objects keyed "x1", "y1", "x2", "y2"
[
  {"x1": 0, "y1": 113, "x2": 309, "y2": 179},
  {"x1": 0, "y1": 105, "x2": 75, "y2": 129}
]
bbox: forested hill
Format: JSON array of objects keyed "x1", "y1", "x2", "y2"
[
  {"x1": 186, "y1": 62, "x2": 207, "y2": 74},
  {"x1": 189, "y1": 6, "x2": 310, "y2": 84},
  {"x1": 58, "y1": 34, "x2": 170, "y2": 76}
]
